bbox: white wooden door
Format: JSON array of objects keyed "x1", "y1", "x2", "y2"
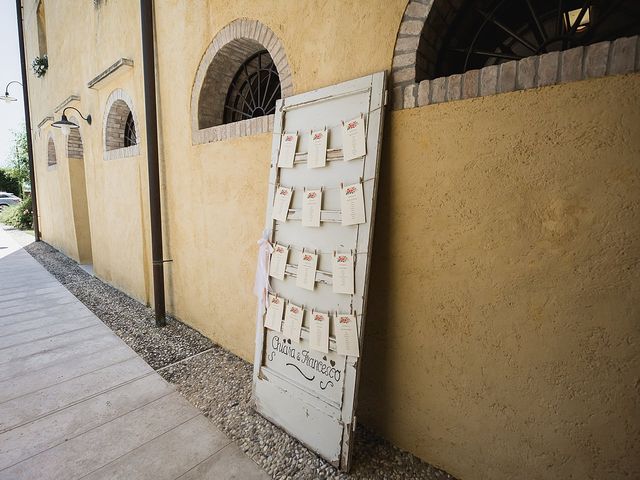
[{"x1": 252, "y1": 71, "x2": 386, "y2": 471}]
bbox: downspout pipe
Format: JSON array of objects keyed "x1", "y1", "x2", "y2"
[
  {"x1": 140, "y1": 0, "x2": 166, "y2": 327},
  {"x1": 15, "y1": 0, "x2": 40, "y2": 241}
]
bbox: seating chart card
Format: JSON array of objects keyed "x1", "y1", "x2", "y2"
[
  {"x1": 341, "y1": 115, "x2": 366, "y2": 161},
  {"x1": 334, "y1": 314, "x2": 359, "y2": 357},
  {"x1": 269, "y1": 244, "x2": 289, "y2": 280},
  {"x1": 332, "y1": 252, "x2": 354, "y2": 295},
  {"x1": 277, "y1": 133, "x2": 298, "y2": 168},
  {"x1": 302, "y1": 189, "x2": 322, "y2": 227},
  {"x1": 253, "y1": 71, "x2": 386, "y2": 472},
  {"x1": 308, "y1": 129, "x2": 328, "y2": 169},
  {"x1": 264, "y1": 294, "x2": 284, "y2": 332}
]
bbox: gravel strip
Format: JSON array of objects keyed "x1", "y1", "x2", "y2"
[{"x1": 24, "y1": 239, "x2": 456, "y2": 480}]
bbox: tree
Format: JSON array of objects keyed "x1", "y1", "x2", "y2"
[{"x1": 7, "y1": 126, "x2": 29, "y2": 198}]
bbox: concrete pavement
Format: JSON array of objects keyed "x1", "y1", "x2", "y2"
[{"x1": 0, "y1": 227, "x2": 269, "y2": 480}]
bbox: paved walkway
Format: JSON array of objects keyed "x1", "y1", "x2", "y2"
[{"x1": 0, "y1": 228, "x2": 268, "y2": 480}]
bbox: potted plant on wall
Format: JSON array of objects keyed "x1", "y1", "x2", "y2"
[{"x1": 32, "y1": 55, "x2": 48, "y2": 78}]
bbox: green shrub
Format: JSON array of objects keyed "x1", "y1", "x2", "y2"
[
  {"x1": 0, "y1": 169, "x2": 20, "y2": 196},
  {"x1": 0, "y1": 195, "x2": 32, "y2": 230}
]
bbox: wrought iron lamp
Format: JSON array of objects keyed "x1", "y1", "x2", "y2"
[
  {"x1": 0, "y1": 81, "x2": 22, "y2": 102},
  {"x1": 52, "y1": 106, "x2": 92, "y2": 136}
]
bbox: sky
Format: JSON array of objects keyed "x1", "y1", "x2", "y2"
[{"x1": 0, "y1": 0, "x2": 25, "y2": 168}]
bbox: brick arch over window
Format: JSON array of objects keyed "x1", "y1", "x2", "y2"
[
  {"x1": 103, "y1": 88, "x2": 140, "y2": 160},
  {"x1": 191, "y1": 18, "x2": 294, "y2": 144},
  {"x1": 66, "y1": 116, "x2": 84, "y2": 159},
  {"x1": 391, "y1": 0, "x2": 640, "y2": 110},
  {"x1": 47, "y1": 134, "x2": 57, "y2": 167}
]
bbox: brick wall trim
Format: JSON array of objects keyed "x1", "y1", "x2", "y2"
[
  {"x1": 102, "y1": 88, "x2": 141, "y2": 160},
  {"x1": 190, "y1": 18, "x2": 293, "y2": 144}
]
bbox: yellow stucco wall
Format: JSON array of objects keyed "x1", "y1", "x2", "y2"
[{"x1": 22, "y1": 1, "x2": 639, "y2": 479}]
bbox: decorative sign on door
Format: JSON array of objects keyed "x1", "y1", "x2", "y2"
[{"x1": 252, "y1": 72, "x2": 386, "y2": 471}]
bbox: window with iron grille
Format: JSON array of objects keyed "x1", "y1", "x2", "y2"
[
  {"x1": 419, "y1": 0, "x2": 640, "y2": 80},
  {"x1": 223, "y1": 50, "x2": 281, "y2": 125}
]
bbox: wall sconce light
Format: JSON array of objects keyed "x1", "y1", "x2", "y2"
[
  {"x1": 0, "y1": 81, "x2": 22, "y2": 102},
  {"x1": 52, "y1": 106, "x2": 92, "y2": 136}
]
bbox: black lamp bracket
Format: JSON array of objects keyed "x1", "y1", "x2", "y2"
[
  {"x1": 3, "y1": 80, "x2": 22, "y2": 96},
  {"x1": 61, "y1": 106, "x2": 92, "y2": 125}
]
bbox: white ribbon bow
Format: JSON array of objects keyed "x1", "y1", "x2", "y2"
[{"x1": 254, "y1": 229, "x2": 273, "y2": 323}]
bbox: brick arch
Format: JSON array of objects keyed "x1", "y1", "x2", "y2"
[
  {"x1": 46, "y1": 133, "x2": 57, "y2": 167},
  {"x1": 103, "y1": 88, "x2": 140, "y2": 160},
  {"x1": 390, "y1": 1, "x2": 440, "y2": 91},
  {"x1": 191, "y1": 18, "x2": 294, "y2": 143},
  {"x1": 66, "y1": 116, "x2": 84, "y2": 160}
]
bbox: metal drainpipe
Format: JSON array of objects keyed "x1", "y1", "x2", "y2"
[
  {"x1": 15, "y1": 0, "x2": 41, "y2": 241},
  {"x1": 140, "y1": 0, "x2": 166, "y2": 327}
]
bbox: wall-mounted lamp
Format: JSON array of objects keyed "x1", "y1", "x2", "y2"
[
  {"x1": 52, "y1": 106, "x2": 92, "y2": 136},
  {"x1": 0, "y1": 81, "x2": 22, "y2": 102}
]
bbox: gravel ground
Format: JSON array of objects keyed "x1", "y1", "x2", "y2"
[{"x1": 22, "y1": 237, "x2": 456, "y2": 480}]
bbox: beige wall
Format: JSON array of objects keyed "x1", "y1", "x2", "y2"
[
  {"x1": 23, "y1": 1, "x2": 639, "y2": 479},
  {"x1": 359, "y1": 74, "x2": 640, "y2": 480}
]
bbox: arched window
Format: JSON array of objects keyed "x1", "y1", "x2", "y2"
[
  {"x1": 47, "y1": 136, "x2": 57, "y2": 167},
  {"x1": 223, "y1": 50, "x2": 281, "y2": 124},
  {"x1": 191, "y1": 19, "x2": 294, "y2": 143},
  {"x1": 391, "y1": 0, "x2": 640, "y2": 108},
  {"x1": 421, "y1": 0, "x2": 640, "y2": 80},
  {"x1": 103, "y1": 89, "x2": 140, "y2": 160}
]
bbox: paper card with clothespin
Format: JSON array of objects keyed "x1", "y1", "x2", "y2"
[
  {"x1": 332, "y1": 252, "x2": 354, "y2": 294},
  {"x1": 308, "y1": 129, "x2": 328, "y2": 169},
  {"x1": 309, "y1": 310, "x2": 330, "y2": 354},
  {"x1": 272, "y1": 186, "x2": 293, "y2": 221},
  {"x1": 269, "y1": 244, "x2": 289, "y2": 280},
  {"x1": 334, "y1": 313, "x2": 359, "y2": 357},
  {"x1": 265, "y1": 294, "x2": 284, "y2": 331},
  {"x1": 341, "y1": 115, "x2": 366, "y2": 161},
  {"x1": 296, "y1": 251, "x2": 318, "y2": 291},
  {"x1": 277, "y1": 133, "x2": 298, "y2": 168},
  {"x1": 302, "y1": 189, "x2": 322, "y2": 227},
  {"x1": 282, "y1": 301, "x2": 304, "y2": 341},
  {"x1": 340, "y1": 182, "x2": 366, "y2": 226}
]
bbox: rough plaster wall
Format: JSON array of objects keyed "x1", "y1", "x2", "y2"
[
  {"x1": 358, "y1": 74, "x2": 640, "y2": 480},
  {"x1": 153, "y1": 0, "x2": 407, "y2": 362},
  {"x1": 25, "y1": 0, "x2": 152, "y2": 304}
]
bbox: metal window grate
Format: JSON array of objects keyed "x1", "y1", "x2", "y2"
[
  {"x1": 124, "y1": 111, "x2": 136, "y2": 147},
  {"x1": 223, "y1": 50, "x2": 281, "y2": 124},
  {"x1": 424, "y1": 0, "x2": 640, "y2": 79}
]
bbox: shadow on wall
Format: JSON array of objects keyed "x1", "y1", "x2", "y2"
[{"x1": 358, "y1": 118, "x2": 396, "y2": 427}]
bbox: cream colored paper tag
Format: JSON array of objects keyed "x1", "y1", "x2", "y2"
[
  {"x1": 309, "y1": 310, "x2": 329, "y2": 353},
  {"x1": 264, "y1": 295, "x2": 284, "y2": 331},
  {"x1": 340, "y1": 183, "x2": 366, "y2": 226},
  {"x1": 277, "y1": 133, "x2": 297, "y2": 168},
  {"x1": 332, "y1": 252, "x2": 354, "y2": 294},
  {"x1": 272, "y1": 186, "x2": 293, "y2": 222},
  {"x1": 301, "y1": 189, "x2": 322, "y2": 227},
  {"x1": 334, "y1": 314, "x2": 359, "y2": 357},
  {"x1": 307, "y1": 129, "x2": 328, "y2": 169},
  {"x1": 296, "y1": 251, "x2": 318, "y2": 291},
  {"x1": 341, "y1": 116, "x2": 366, "y2": 161},
  {"x1": 269, "y1": 244, "x2": 289, "y2": 280},
  {"x1": 282, "y1": 302, "x2": 304, "y2": 341}
]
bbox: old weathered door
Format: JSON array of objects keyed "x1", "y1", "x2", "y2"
[{"x1": 252, "y1": 71, "x2": 386, "y2": 471}]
